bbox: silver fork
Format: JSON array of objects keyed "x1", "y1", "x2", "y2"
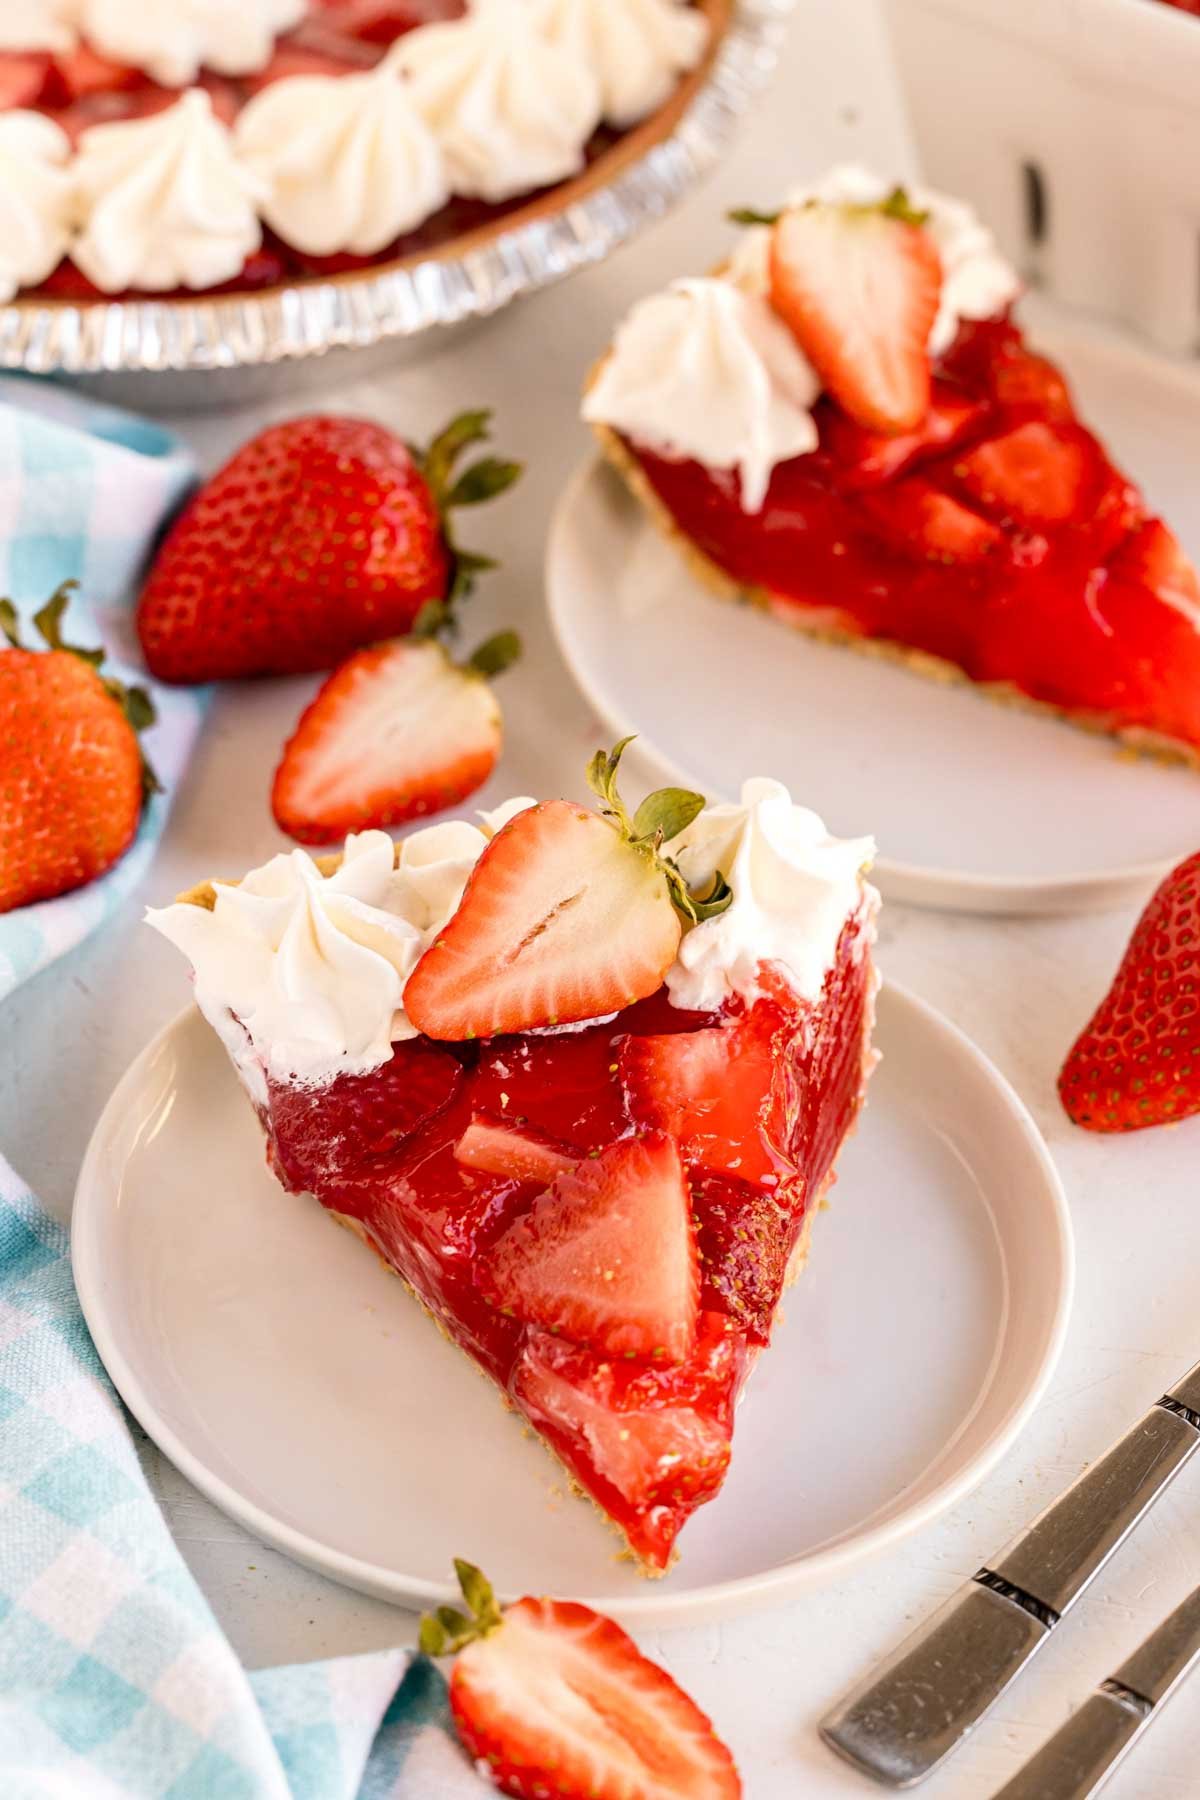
[{"x1": 820, "y1": 1355, "x2": 1200, "y2": 1788}]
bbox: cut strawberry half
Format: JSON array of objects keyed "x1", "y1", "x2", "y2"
[
  {"x1": 954, "y1": 420, "x2": 1090, "y2": 525},
  {"x1": 769, "y1": 191, "x2": 942, "y2": 434},
  {"x1": 405, "y1": 740, "x2": 727, "y2": 1041},
  {"x1": 271, "y1": 633, "x2": 517, "y2": 846},
  {"x1": 481, "y1": 1132, "x2": 699, "y2": 1364},
  {"x1": 453, "y1": 1114, "x2": 578, "y2": 1187},
  {"x1": 422, "y1": 1562, "x2": 742, "y2": 1800},
  {"x1": 862, "y1": 478, "x2": 1004, "y2": 563}
]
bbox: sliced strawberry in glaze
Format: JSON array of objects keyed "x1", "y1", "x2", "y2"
[
  {"x1": 453, "y1": 1114, "x2": 578, "y2": 1187},
  {"x1": 266, "y1": 1038, "x2": 464, "y2": 1192},
  {"x1": 822, "y1": 386, "x2": 986, "y2": 490},
  {"x1": 986, "y1": 345, "x2": 1074, "y2": 423},
  {"x1": 954, "y1": 421, "x2": 1090, "y2": 525},
  {"x1": 862, "y1": 478, "x2": 1003, "y2": 563},
  {"x1": 1108, "y1": 517, "x2": 1200, "y2": 626},
  {"x1": 513, "y1": 1316, "x2": 738, "y2": 1524},
  {"x1": 45, "y1": 45, "x2": 140, "y2": 104},
  {"x1": 482, "y1": 1132, "x2": 698, "y2": 1363},
  {"x1": 619, "y1": 1001, "x2": 783, "y2": 1186},
  {"x1": 691, "y1": 1172, "x2": 793, "y2": 1343},
  {"x1": 470, "y1": 1024, "x2": 629, "y2": 1155}
]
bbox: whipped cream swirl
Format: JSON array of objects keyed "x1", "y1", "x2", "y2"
[
  {"x1": 532, "y1": 0, "x2": 708, "y2": 128},
  {"x1": 664, "y1": 778, "x2": 876, "y2": 1012},
  {"x1": 79, "y1": 0, "x2": 306, "y2": 86},
  {"x1": 394, "y1": 0, "x2": 601, "y2": 203},
  {"x1": 583, "y1": 276, "x2": 820, "y2": 513},
  {"x1": 0, "y1": 0, "x2": 77, "y2": 53},
  {"x1": 236, "y1": 56, "x2": 448, "y2": 256},
  {"x1": 731, "y1": 163, "x2": 1021, "y2": 357},
  {"x1": 148, "y1": 805, "x2": 534, "y2": 1092},
  {"x1": 72, "y1": 90, "x2": 265, "y2": 294},
  {"x1": 0, "y1": 113, "x2": 75, "y2": 303}
]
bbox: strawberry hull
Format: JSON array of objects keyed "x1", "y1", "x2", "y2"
[
  {"x1": 624, "y1": 319, "x2": 1200, "y2": 756},
  {"x1": 256, "y1": 910, "x2": 877, "y2": 1572}
]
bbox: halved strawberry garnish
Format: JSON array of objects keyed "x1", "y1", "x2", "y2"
[
  {"x1": 823, "y1": 385, "x2": 986, "y2": 489},
  {"x1": 0, "y1": 53, "x2": 51, "y2": 110},
  {"x1": 405, "y1": 740, "x2": 729, "y2": 1041},
  {"x1": 619, "y1": 999, "x2": 783, "y2": 1186},
  {"x1": 481, "y1": 1132, "x2": 699, "y2": 1363},
  {"x1": 1059, "y1": 849, "x2": 1200, "y2": 1133},
  {"x1": 271, "y1": 632, "x2": 518, "y2": 846},
  {"x1": 954, "y1": 421, "x2": 1089, "y2": 525},
  {"x1": 453, "y1": 1113, "x2": 578, "y2": 1187},
  {"x1": 863, "y1": 478, "x2": 1003, "y2": 563},
  {"x1": 421, "y1": 1562, "x2": 742, "y2": 1799},
  {"x1": 768, "y1": 190, "x2": 941, "y2": 434}
]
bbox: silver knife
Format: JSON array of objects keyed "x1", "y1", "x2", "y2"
[
  {"x1": 991, "y1": 1582, "x2": 1200, "y2": 1799},
  {"x1": 820, "y1": 1356, "x2": 1200, "y2": 1788}
]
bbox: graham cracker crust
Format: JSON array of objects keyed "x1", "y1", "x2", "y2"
[{"x1": 588, "y1": 412, "x2": 1200, "y2": 774}]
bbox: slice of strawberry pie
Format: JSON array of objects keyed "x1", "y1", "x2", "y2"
[
  {"x1": 584, "y1": 164, "x2": 1200, "y2": 764},
  {"x1": 148, "y1": 746, "x2": 879, "y2": 1573}
]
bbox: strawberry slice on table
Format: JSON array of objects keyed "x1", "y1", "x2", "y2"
[
  {"x1": 136, "y1": 411, "x2": 521, "y2": 683},
  {"x1": 0, "y1": 585, "x2": 158, "y2": 915},
  {"x1": 422, "y1": 1561, "x2": 742, "y2": 1800},
  {"x1": 404, "y1": 739, "x2": 731, "y2": 1041},
  {"x1": 1059, "y1": 850, "x2": 1200, "y2": 1133},
  {"x1": 481, "y1": 1131, "x2": 699, "y2": 1363},
  {"x1": 453, "y1": 1114, "x2": 578, "y2": 1187},
  {"x1": 271, "y1": 630, "x2": 519, "y2": 845},
  {"x1": 767, "y1": 188, "x2": 942, "y2": 434}
]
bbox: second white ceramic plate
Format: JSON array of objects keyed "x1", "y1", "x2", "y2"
[
  {"x1": 548, "y1": 305, "x2": 1200, "y2": 913},
  {"x1": 72, "y1": 986, "x2": 1072, "y2": 1626}
]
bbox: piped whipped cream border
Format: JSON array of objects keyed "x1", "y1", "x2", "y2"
[
  {"x1": 0, "y1": 0, "x2": 712, "y2": 298},
  {"x1": 582, "y1": 163, "x2": 1021, "y2": 513},
  {"x1": 147, "y1": 779, "x2": 877, "y2": 1092}
]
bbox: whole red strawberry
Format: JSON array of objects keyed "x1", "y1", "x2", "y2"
[
  {"x1": 136, "y1": 411, "x2": 520, "y2": 684},
  {"x1": 0, "y1": 585, "x2": 158, "y2": 914},
  {"x1": 1059, "y1": 851, "x2": 1200, "y2": 1132}
]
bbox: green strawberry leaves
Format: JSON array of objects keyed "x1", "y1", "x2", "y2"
[
  {"x1": 419, "y1": 1559, "x2": 505, "y2": 1657},
  {"x1": 586, "y1": 737, "x2": 733, "y2": 924}
]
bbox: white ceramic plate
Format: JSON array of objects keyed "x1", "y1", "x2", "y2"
[
  {"x1": 548, "y1": 304, "x2": 1200, "y2": 914},
  {"x1": 72, "y1": 988, "x2": 1071, "y2": 1626}
]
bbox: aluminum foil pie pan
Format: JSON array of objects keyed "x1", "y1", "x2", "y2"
[{"x1": 0, "y1": 0, "x2": 795, "y2": 410}]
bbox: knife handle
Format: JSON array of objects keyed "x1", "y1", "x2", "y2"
[
  {"x1": 820, "y1": 1364, "x2": 1200, "y2": 1789},
  {"x1": 992, "y1": 1585, "x2": 1200, "y2": 1800}
]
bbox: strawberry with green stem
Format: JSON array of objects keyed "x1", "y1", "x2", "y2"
[
  {"x1": 1, "y1": 582, "x2": 159, "y2": 913},
  {"x1": 421, "y1": 1560, "x2": 742, "y2": 1799}
]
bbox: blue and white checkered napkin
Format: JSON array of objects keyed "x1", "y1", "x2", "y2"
[
  {"x1": 0, "y1": 384, "x2": 483, "y2": 1797},
  {"x1": 0, "y1": 376, "x2": 202, "y2": 1004}
]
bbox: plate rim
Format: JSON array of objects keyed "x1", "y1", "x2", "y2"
[
  {"x1": 547, "y1": 456, "x2": 1191, "y2": 917},
  {"x1": 71, "y1": 987, "x2": 1074, "y2": 1626}
]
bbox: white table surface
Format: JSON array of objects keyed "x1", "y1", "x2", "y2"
[{"x1": 4, "y1": 3, "x2": 1200, "y2": 1795}]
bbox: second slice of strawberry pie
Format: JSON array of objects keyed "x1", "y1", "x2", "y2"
[
  {"x1": 148, "y1": 746, "x2": 879, "y2": 1573},
  {"x1": 584, "y1": 164, "x2": 1200, "y2": 764}
]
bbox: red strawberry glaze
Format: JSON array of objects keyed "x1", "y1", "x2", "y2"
[
  {"x1": 254, "y1": 910, "x2": 875, "y2": 1571},
  {"x1": 624, "y1": 317, "x2": 1200, "y2": 754}
]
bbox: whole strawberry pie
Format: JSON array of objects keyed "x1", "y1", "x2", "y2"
[
  {"x1": 148, "y1": 746, "x2": 879, "y2": 1572},
  {"x1": 0, "y1": 0, "x2": 716, "y2": 304},
  {"x1": 584, "y1": 163, "x2": 1200, "y2": 765}
]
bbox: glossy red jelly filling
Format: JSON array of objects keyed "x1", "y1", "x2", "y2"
[
  {"x1": 257, "y1": 913, "x2": 875, "y2": 1571},
  {"x1": 627, "y1": 318, "x2": 1200, "y2": 752}
]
